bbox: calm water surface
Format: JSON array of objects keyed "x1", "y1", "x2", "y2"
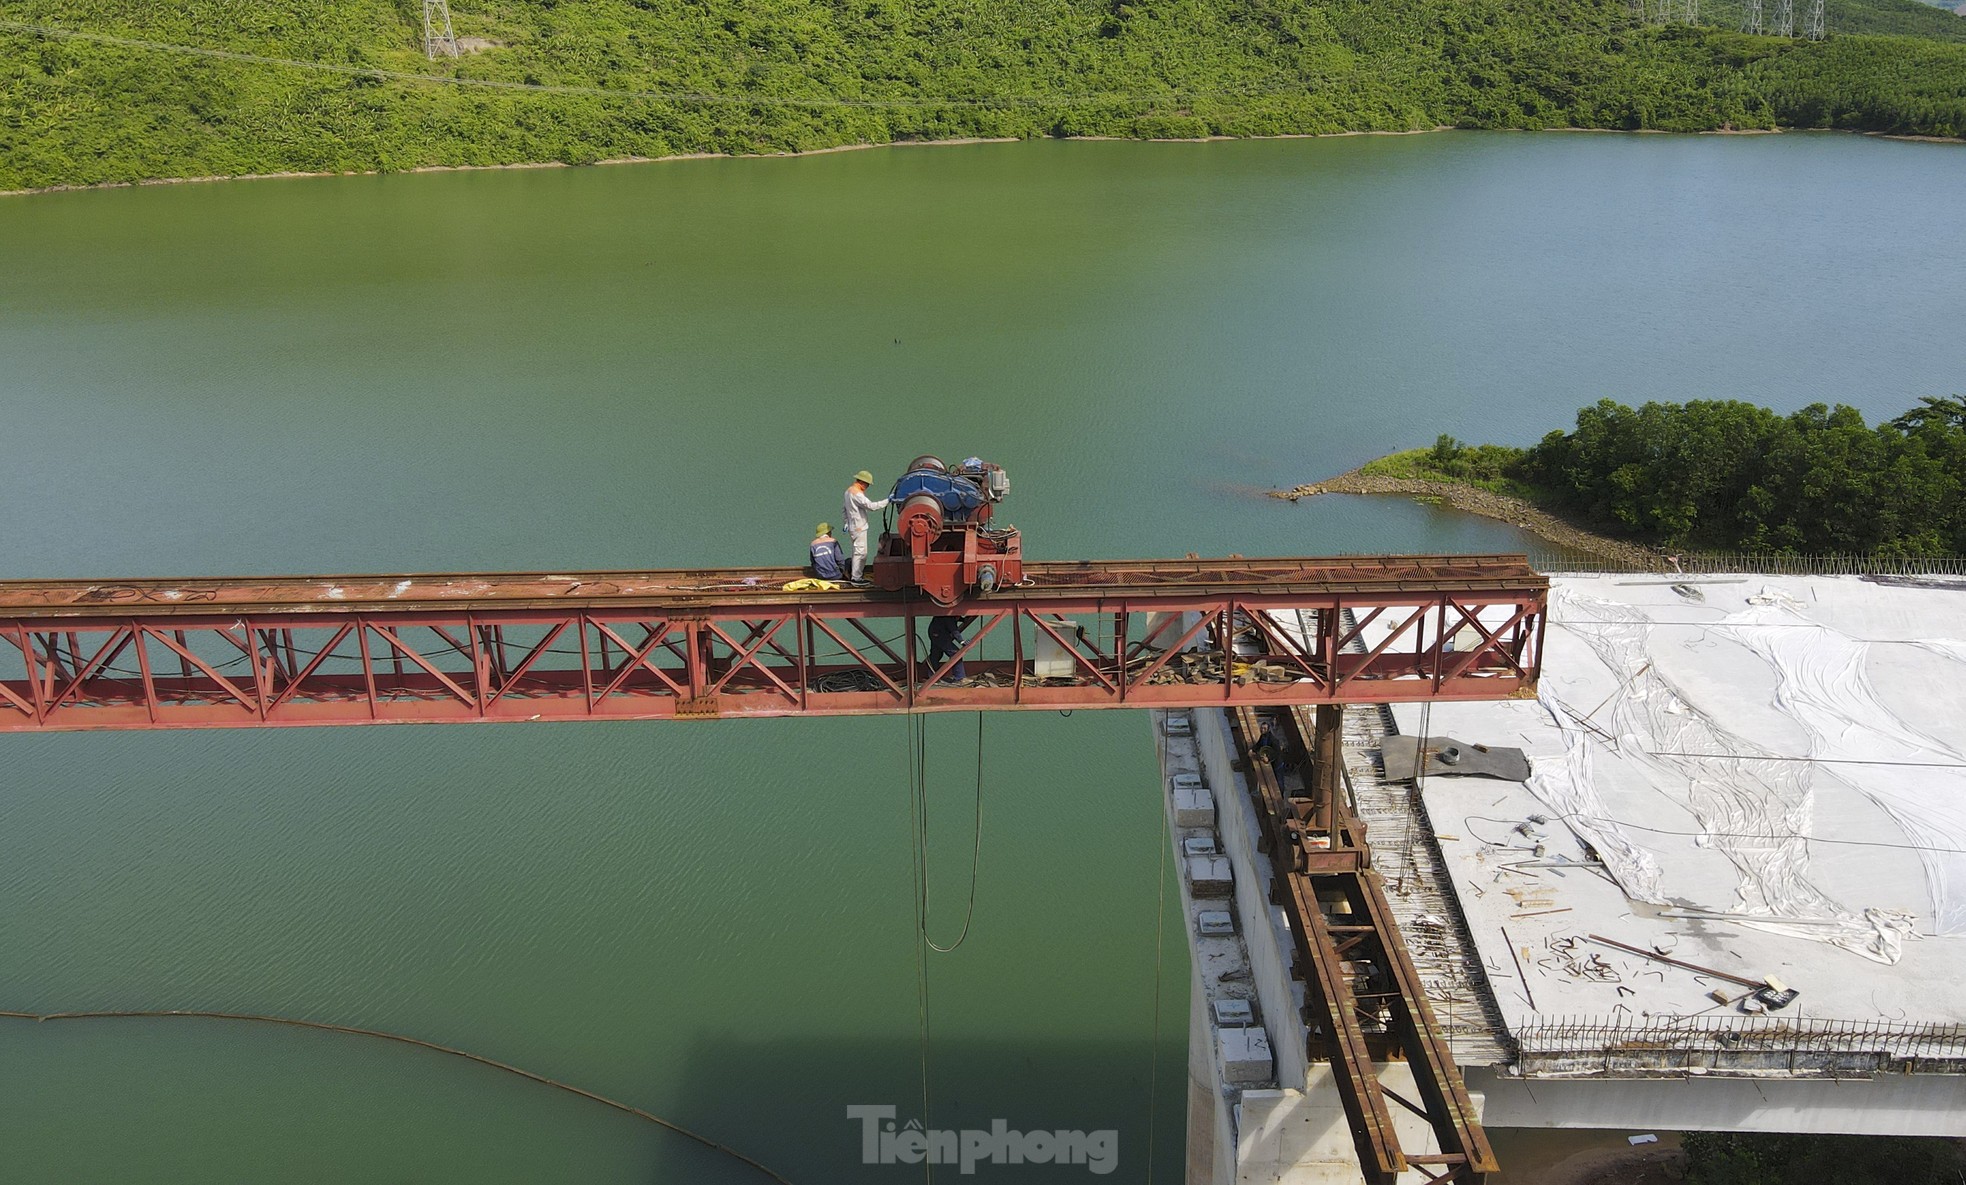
[{"x1": 1, "y1": 133, "x2": 1962, "y2": 1183}]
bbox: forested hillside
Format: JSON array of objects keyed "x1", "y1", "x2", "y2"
[
  {"x1": 1416, "y1": 396, "x2": 1966, "y2": 555},
  {"x1": 2, "y1": 0, "x2": 1963, "y2": 191}
]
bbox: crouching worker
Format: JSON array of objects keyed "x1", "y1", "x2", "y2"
[
  {"x1": 926, "y1": 615, "x2": 973, "y2": 683},
  {"x1": 810, "y1": 523, "x2": 847, "y2": 581},
  {"x1": 1253, "y1": 720, "x2": 1300, "y2": 776}
]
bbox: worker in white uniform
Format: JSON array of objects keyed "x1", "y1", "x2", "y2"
[{"x1": 842, "y1": 469, "x2": 889, "y2": 583}]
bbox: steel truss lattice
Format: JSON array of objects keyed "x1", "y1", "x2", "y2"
[
  {"x1": 423, "y1": 0, "x2": 459, "y2": 58},
  {"x1": 0, "y1": 557, "x2": 1548, "y2": 733}
]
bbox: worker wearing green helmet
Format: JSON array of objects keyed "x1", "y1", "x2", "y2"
[{"x1": 809, "y1": 523, "x2": 846, "y2": 582}]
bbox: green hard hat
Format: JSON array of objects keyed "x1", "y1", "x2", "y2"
[
  {"x1": 854, "y1": 470, "x2": 874, "y2": 485},
  {"x1": 816, "y1": 522, "x2": 831, "y2": 536}
]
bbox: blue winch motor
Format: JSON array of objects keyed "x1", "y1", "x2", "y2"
[
  {"x1": 873, "y1": 453, "x2": 1018, "y2": 603},
  {"x1": 890, "y1": 460, "x2": 988, "y2": 522}
]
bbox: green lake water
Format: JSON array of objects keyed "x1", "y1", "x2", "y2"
[{"x1": 1, "y1": 133, "x2": 1962, "y2": 1183}]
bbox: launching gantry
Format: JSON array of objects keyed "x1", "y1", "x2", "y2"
[{"x1": 0, "y1": 555, "x2": 1545, "y2": 732}]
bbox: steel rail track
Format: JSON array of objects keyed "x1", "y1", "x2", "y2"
[{"x1": 0, "y1": 554, "x2": 1546, "y2": 618}]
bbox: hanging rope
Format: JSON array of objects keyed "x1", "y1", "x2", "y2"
[
  {"x1": 0, "y1": 1008, "x2": 793, "y2": 1184},
  {"x1": 1408, "y1": 696, "x2": 1433, "y2": 881},
  {"x1": 904, "y1": 712, "x2": 935, "y2": 1184},
  {"x1": 1144, "y1": 764, "x2": 1170, "y2": 1185},
  {"x1": 920, "y1": 713, "x2": 984, "y2": 954},
  {"x1": 900, "y1": 709, "x2": 989, "y2": 1184}
]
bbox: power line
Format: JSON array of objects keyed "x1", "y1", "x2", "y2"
[
  {"x1": 0, "y1": 17, "x2": 1658, "y2": 112},
  {"x1": 0, "y1": 18, "x2": 1371, "y2": 109},
  {"x1": 1560, "y1": 810, "x2": 1966, "y2": 857},
  {"x1": 1555, "y1": 615, "x2": 1937, "y2": 635},
  {"x1": 1642, "y1": 749, "x2": 1966, "y2": 770}
]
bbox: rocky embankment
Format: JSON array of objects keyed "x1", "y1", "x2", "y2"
[{"x1": 1270, "y1": 469, "x2": 1666, "y2": 570}]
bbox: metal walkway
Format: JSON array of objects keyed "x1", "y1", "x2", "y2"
[
  {"x1": 0, "y1": 555, "x2": 1546, "y2": 732},
  {"x1": 1228, "y1": 703, "x2": 1498, "y2": 1184},
  {"x1": 1341, "y1": 700, "x2": 1512, "y2": 1067}
]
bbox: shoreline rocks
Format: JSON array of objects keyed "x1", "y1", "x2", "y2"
[{"x1": 1271, "y1": 469, "x2": 1666, "y2": 570}]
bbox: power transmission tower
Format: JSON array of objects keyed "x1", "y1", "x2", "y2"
[
  {"x1": 1772, "y1": 0, "x2": 1794, "y2": 36},
  {"x1": 1743, "y1": 0, "x2": 1763, "y2": 33},
  {"x1": 1804, "y1": 0, "x2": 1824, "y2": 39},
  {"x1": 423, "y1": 0, "x2": 459, "y2": 59},
  {"x1": 1683, "y1": 0, "x2": 1699, "y2": 24}
]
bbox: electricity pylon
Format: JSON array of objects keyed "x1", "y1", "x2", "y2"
[{"x1": 423, "y1": 0, "x2": 459, "y2": 59}]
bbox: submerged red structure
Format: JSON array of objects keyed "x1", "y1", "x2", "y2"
[{"x1": 0, "y1": 554, "x2": 1546, "y2": 733}]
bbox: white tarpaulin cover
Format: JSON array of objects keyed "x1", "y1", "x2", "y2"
[
  {"x1": 1377, "y1": 575, "x2": 1966, "y2": 1023},
  {"x1": 1520, "y1": 580, "x2": 1966, "y2": 962}
]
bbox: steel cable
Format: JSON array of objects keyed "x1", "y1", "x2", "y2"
[
  {"x1": 921, "y1": 713, "x2": 984, "y2": 955},
  {"x1": 1144, "y1": 753, "x2": 1169, "y2": 1185},
  {"x1": 903, "y1": 712, "x2": 935, "y2": 1184},
  {"x1": 0, "y1": 18, "x2": 1356, "y2": 108},
  {"x1": 0, "y1": 17, "x2": 1647, "y2": 115},
  {"x1": 0, "y1": 1008, "x2": 793, "y2": 1184},
  {"x1": 898, "y1": 708, "x2": 988, "y2": 1184}
]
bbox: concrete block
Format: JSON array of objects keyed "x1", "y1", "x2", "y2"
[
  {"x1": 1173, "y1": 779, "x2": 1215, "y2": 828},
  {"x1": 1183, "y1": 834, "x2": 1221, "y2": 857},
  {"x1": 1213, "y1": 998, "x2": 1255, "y2": 1026},
  {"x1": 1187, "y1": 854, "x2": 1233, "y2": 897},
  {"x1": 1164, "y1": 711, "x2": 1193, "y2": 737},
  {"x1": 1220, "y1": 1025, "x2": 1275, "y2": 1085},
  {"x1": 1197, "y1": 909, "x2": 1236, "y2": 937}
]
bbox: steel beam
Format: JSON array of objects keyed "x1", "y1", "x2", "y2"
[
  {"x1": 1230, "y1": 706, "x2": 1497, "y2": 1184},
  {"x1": 0, "y1": 556, "x2": 1546, "y2": 733}
]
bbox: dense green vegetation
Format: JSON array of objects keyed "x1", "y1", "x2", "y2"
[
  {"x1": 1681, "y1": 1130, "x2": 1966, "y2": 1185},
  {"x1": 1359, "y1": 440, "x2": 1538, "y2": 497},
  {"x1": 1409, "y1": 395, "x2": 1966, "y2": 555},
  {"x1": 0, "y1": 0, "x2": 1963, "y2": 191}
]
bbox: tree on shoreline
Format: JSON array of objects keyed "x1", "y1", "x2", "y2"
[{"x1": 1416, "y1": 395, "x2": 1966, "y2": 556}]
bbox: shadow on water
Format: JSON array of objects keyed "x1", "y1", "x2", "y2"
[
  {"x1": 661, "y1": 1035, "x2": 1185, "y2": 1183},
  {"x1": 0, "y1": 1017, "x2": 1184, "y2": 1184}
]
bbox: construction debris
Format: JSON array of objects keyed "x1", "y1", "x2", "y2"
[{"x1": 1585, "y1": 934, "x2": 1799, "y2": 1011}]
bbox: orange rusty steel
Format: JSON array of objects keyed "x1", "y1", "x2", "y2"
[
  {"x1": 1231, "y1": 706, "x2": 1497, "y2": 1184},
  {"x1": 0, "y1": 555, "x2": 1548, "y2": 733}
]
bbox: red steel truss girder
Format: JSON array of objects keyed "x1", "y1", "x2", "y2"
[
  {"x1": 0, "y1": 555, "x2": 1545, "y2": 615},
  {"x1": 0, "y1": 557, "x2": 1547, "y2": 733}
]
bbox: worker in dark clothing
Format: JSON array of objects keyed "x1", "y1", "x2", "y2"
[
  {"x1": 1253, "y1": 721, "x2": 1285, "y2": 766},
  {"x1": 810, "y1": 523, "x2": 847, "y2": 582},
  {"x1": 926, "y1": 615, "x2": 972, "y2": 683}
]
